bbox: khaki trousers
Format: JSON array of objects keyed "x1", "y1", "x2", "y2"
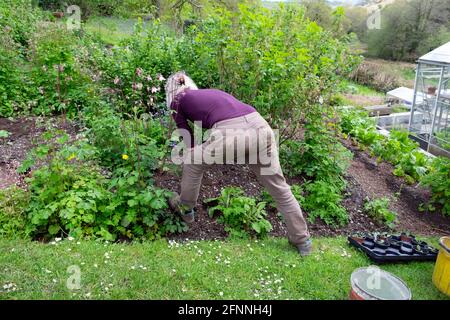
[{"x1": 179, "y1": 112, "x2": 310, "y2": 245}]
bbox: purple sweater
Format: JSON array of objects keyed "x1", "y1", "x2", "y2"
[{"x1": 171, "y1": 89, "x2": 256, "y2": 147}]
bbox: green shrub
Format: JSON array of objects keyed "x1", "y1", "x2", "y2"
[
  {"x1": 94, "y1": 20, "x2": 179, "y2": 115},
  {"x1": 0, "y1": 32, "x2": 31, "y2": 117},
  {"x1": 302, "y1": 180, "x2": 348, "y2": 226},
  {"x1": 0, "y1": 0, "x2": 47, "y2": 47},
  {"x1": 206, "y1": 187, "x2": 272, "y2": 238},
  {"x1": 421, "y1": 157, "x2": 450, "y2": 216},
  {"x1": 22, "y1": 128, "x2": 185, "y2": 240},
  {"x1": 179, "y1": 3, "x2": 359, "y2": 141},
  {"x1": 0, "y1": 186, "x2": 30, "y2": 239},
  {"x1": 364, "y1": 197, "x2": 397, "y2": 228},
  {"x1": 28, "y1": 24, "x2": 95, "y2": 116}
]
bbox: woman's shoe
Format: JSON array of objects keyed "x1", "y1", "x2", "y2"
[
  {"x1": 168, "y1": 192, "x2": 195, "y2": 224},
  {"x1": 296, "y1": 239, "x2": 313, "y2": 257}
]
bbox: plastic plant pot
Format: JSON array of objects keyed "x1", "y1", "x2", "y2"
[{"x1": 349, "y1": 267, "x2": 412, "y2": 300}]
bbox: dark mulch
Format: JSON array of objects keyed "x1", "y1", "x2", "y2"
[{"x1": 154, "y1": 164, "x2": 390, "y2": 242}]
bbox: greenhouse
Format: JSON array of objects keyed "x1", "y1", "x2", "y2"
[{"x1": 408, "y1": 42, "x2": 450, "y2": 156}]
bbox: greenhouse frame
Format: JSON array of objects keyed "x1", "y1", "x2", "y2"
[{"x1": 408, "y1": 42, "x2": 450, "y2": 157}]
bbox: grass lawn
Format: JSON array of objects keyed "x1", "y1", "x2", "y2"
[
  {"x1": 84, "y1": 16, "x2": 136, "y2": 45},
  {"x1": 0, "y1": 237, "x2": 448, "y2": 300}
]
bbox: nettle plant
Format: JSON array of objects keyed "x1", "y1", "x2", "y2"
[{"x1": 206, "y1": 187, "x2": 273, "y2": 238}]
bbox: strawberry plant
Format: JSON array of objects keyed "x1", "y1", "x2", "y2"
[{"x1": 206, "y1": 187, "x2": 272, "y2": 238}]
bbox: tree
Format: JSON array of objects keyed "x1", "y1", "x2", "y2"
[{"x1": 366, "y1": 0, "x2": 450, "y2": 61}]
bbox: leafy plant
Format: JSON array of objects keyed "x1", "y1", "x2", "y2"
[
  {"x1": 393, "y1": 150, "x2": 430, "y2": 182},
  {"x1": 0, "y1": 186, "x2": 30, "y2": 239},
  {"x1": 302, "y1": 180, "x2": 348, "y2": 226},
  {"x1": 21, "y1": 127, "x2": 186, "y2": 240},
  {"x1": 206, "y1": 187, "x2": 272, "y2": 238},
  {"x1": 364, "y1": 197, "x2": 397, "y2": 228}
]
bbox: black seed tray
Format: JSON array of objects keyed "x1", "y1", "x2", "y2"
[{"x1": 348, "y1": 232, "x2": 439, "y2": 263}]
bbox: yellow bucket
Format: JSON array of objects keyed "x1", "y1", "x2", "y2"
[{"x1": 432, "y1": 236, "x2": 450, "y2": 296}]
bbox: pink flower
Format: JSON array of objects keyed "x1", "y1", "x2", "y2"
[
  {"x1": 146, "y1": 75, "x2": 152, "y2": 82},
  {"x1": 151, "y1": 86, "x2": 159, "y2": 93},
  {"x1": 157, "y1": 74, "x2": 165, "y2": 81},
  {"x1": 133, "y1": 83, "x2": 143, "y2": 90},
  {"x1": 114, "y1": 77, "x2": 120, "y2": 85},
  {"x1": 136, "y1": 68, "x2": 143, "y2": 77}
]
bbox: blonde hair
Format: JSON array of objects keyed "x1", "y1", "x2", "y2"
[{"x1": 165, "y1": 71, "x2": 198, "y2": 109}]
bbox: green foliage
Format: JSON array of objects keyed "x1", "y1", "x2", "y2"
[
  {"x1": 0, "y1": 130, "x2": 11, "y2": 138},
  {"x1": 0, "y1": 187, "x2": 30, "y2": 239},
  {"x1": 27, "y1": 24, "x2": 95, "y2": 116},
  {"x1": 179, "y1": 3, "x2": 358, "y2": 140},
  {"x1": 206, "y1": 187, "x2": 272, "y2": 238},
  {"x1": 21, "y1": 128, "x2": 184, "y2": 240},
  {"x1": 421, "y1": 157, "x2": 450, "y2": 216},
  {"x1": 94, "y1": 20, "x2": 178, "y2": 114},
  {"x1": 340, "y1": 108, "x2": 448, "y2": 216},
  {"x1": 364, "y1": 197, "x2": 397, "y2": 228},
  {"x1": 0, "y1": 26, "x2": 32, "y2": 115},
  {"x1": 374, "y1": 130, "x2": 418, "y2": 165},
  {"x1": 0, "y1": 0, "x2": 48, "y2": 47},
  {"x1": 279, "y1": 119, "x2": 351, "y2": 226},
  {"x1": 393, "y1": 150, "x2": 430, "y2": 182},
  {"x1": 302, "y1": 180, "x2": 348, "y2": 226}
]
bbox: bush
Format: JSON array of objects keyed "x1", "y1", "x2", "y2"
[
  {"x1": 0, "y1": 32, "x2": 32, "y2": 117},
  {"x1": 206, "y1": 187, "x2": 272, "y2": 238},
  {"x1": 94, "y1": 20, "x2": 179, "y2": 115},
  {"x1": 0, "y1": 0, "x2": 48, "y2": 47},
  {"x1": 421, "y1": 157, "x2": 450, "y2": 216},
  {"x1": 364, "y1": 197, "x2": 397, "y2": 228},
  {"x1": 0, "y1": 186, "x2": 30, "y2": 239},
  {"x1": 22, "y1": 128, "x2": 185, "y2": 240},
  {"x1": 28, "y1": 24, "x2": 95, "y2": 116},
  {"x1": 179, "y1": 3, "x2": 358, "y2": 141}
]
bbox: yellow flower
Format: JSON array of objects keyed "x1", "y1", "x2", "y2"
[
  {"x1": 122, "y1": 154, "x2": 129, "y2": 160},
  {"x1": 67, "y1": 153, "x2": 76, "y2": 161}
]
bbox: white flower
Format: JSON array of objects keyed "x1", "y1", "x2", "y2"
[
  {"x1": 68, "y1": 236, "x2": 74, "y2": 241},
  {"x1": 114, "y1": 77, "x2": 120, "y2": 85},
  {"x1": 157, "y1": 74, "x2": 165, "y2": 81},
  {"x1": 219, "y1": 292, "x2": 223, "y2": 296},
  {"x1": 55, "y1": 237, "x2": 62, "y2": 242}
]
